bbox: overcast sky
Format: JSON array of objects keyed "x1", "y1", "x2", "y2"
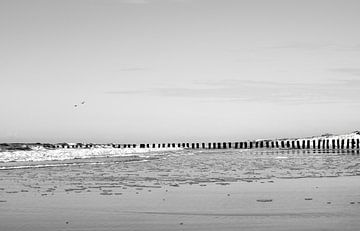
[{"x1": 1, "y1": 0, "x2": 360, "y2": 143}]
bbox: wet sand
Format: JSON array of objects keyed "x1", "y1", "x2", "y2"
[{"x1": 0, "y1": 176, "x2": 360, "y2": 231}]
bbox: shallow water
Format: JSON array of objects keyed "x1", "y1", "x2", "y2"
[
  {"x1": 0, "y1": 149, "x2": 359, "y2": 196},
  {"x1": 1, "y1": 149, "x2": 360, "y2": 231}
]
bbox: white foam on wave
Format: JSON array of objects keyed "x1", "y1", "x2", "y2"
[{"x1": 0, "y1": 147, "x2": 183, "y2": 163}]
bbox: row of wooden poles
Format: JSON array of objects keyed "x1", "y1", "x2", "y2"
[
  {"x1": 137, "y1": 138, "x2": 360, "y2": 149},
  {"x1": 57, "y1": 138, "x2": 360, "y2": 149}
]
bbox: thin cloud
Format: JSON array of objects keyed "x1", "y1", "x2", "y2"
[
  {"x1": 265, "y1": 43, "x2": 334, "y2": 50},
  {"x1": 105, "y1": 79, "x2": 360, "y2": 104},
  {"x1": 118, "y1": 67, "x2": 150, "y2": 72},
  {"x1": 330, "y1": 68, "x2": 360, "y2": 76},
  {"x1": 119, "y1": 0, "x2": 189, "y2": 4},
  {"x1": 105, "y1": 90, "x2": 148, "y2": 95},
  {"x1": 232, "y1": 43, "x2": 360, "y2": 52},
  {"x1": 119, "y1": 0, "x2": 148, "y2": 4}
]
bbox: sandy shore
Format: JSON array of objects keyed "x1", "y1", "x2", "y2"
[{"x1": 1, "y1": 175, "x2": 360, "y2": 231}]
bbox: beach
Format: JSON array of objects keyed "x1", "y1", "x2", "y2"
[
  {"x1": 3, "y1": 0, "x2": 360, "y2": 229},
  {"x1": 1, "y1": 149, "x2": 360, "y2": 230}
]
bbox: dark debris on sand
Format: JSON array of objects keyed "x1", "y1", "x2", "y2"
[{"x1": 256, "y1": 199, "x2": 273, "y2": 202}]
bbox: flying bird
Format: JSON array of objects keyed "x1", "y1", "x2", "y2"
[{"x1": 74, "y1": 100, "x2": 86, "y2": 108}]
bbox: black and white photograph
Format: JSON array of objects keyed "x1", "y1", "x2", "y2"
[{"x1": 1, "y1": 0, "x2": 360, "y2": 230}]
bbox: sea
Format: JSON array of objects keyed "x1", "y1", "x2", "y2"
[{"x1": 1, "y1": 148, "x2": 360, "y2": 189}]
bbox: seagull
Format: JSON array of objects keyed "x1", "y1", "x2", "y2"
[{"x1": 74, "y1": 100, "x2": 86, "y2": 108}]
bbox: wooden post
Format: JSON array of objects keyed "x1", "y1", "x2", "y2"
[
  {"x1": 296, "y1": 140, "x2": 300, "y2": 149},
  {"x1": 260, "y1": 141, "x2": 264, "y2": 148},
  {"x1": 234, "y1": 142, "x2": 239, "y2": 149},
  {"x1": 223, "y1": 142, "x2": 227, "y2": 149},
  {"x1": 286, "y1": 141, "x2": 290, "y2": 148}
]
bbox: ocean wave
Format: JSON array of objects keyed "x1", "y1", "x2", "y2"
[
  {"x1": 0, "y1": 153, "x2": 167, "y2": 170},
  {"x1": 0, "y1": 147, "x2": 181, "y2": 163}
]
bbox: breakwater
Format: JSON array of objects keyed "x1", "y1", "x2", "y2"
[{"x1": 50, "y1": 133, "x2": 360, "y2": 150}]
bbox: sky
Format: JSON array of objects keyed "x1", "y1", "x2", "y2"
[{"x1": 1, "y1": 0, "x2": 360, "y2": 143}]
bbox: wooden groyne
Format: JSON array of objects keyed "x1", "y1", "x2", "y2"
[
  {"x1": 136, "y1": 137, "x2": 359, "y2": 150},
  {"x1": 53, "y1": 134, "x2": 360, "y2": 150}
]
